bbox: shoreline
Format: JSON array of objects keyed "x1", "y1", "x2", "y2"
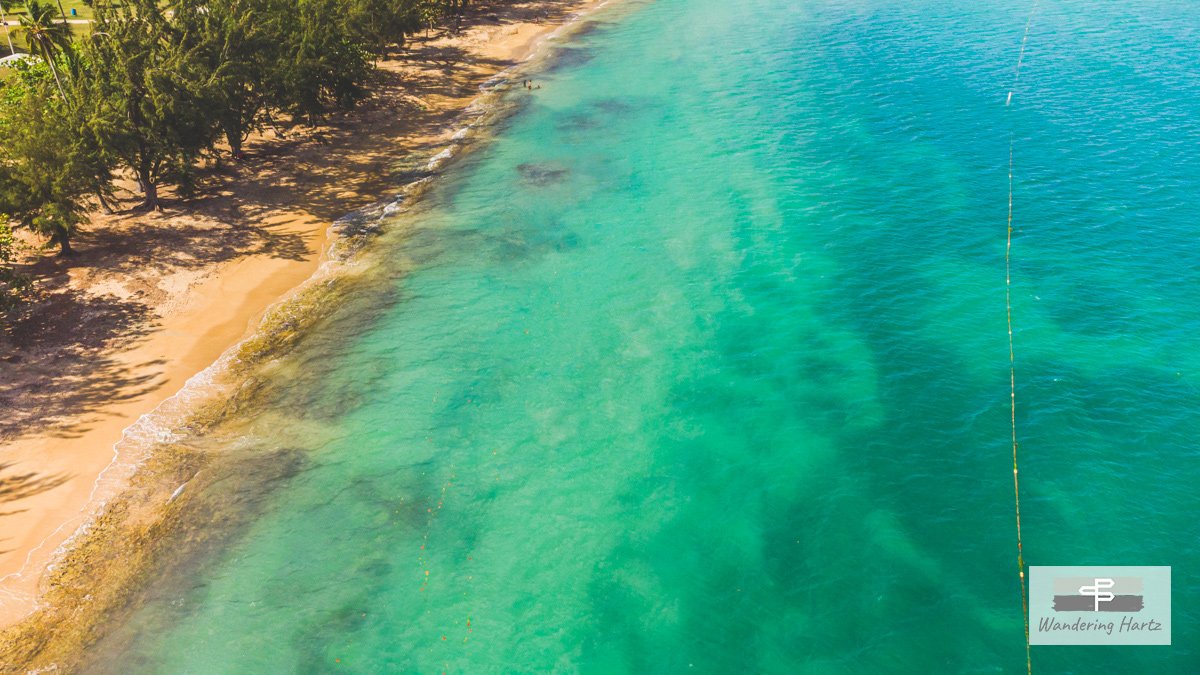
[{"x1": 0, "y1": 0, "x2": 621, "y2": 653}]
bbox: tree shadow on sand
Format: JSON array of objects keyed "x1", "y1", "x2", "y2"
[
  {"x1": 1, "y1": 279, "x2": 162, "y2": 444},
  {"x1": 0, "y1": 462, "x2": 72, "y2": 555},
  {"x1": 0, "y1": 463, "x2": 71, "y2": 508}
]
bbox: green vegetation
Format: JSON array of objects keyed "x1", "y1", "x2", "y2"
[
  {"x1": 1, "y1": 0, "x2": 479, "y2": 315},
  {"x1": 0, "y1": 58, "x2": 100, "y2": 255},
  {"x1": 0, "y1": 220, "x2": 30, "y2": 314}
]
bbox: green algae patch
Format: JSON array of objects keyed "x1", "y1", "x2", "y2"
[
  {"x1": 0, "y1": 443, "x2": 207, "y2": 672},
  {"x1": 232, "y1": 277, "x2": 349, "y2": 372}
]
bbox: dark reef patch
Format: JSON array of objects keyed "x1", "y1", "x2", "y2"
[
  {"x1": 592, "y1": 98, "x2": 636, "y2": 115},
  {"x1": 517, "y1": 162, "x2": 571, "y2": 186},
  {"x1": 555, "y1": 98, "x2": 639, "y2": 135},
  {"x1": 489, "y1": 224, "x2": 583, "y2": 264},
  {"x1": 569, "y1": 19, "x2": 606, "y2": 40},
  {"x1": 544, "y1": 45, "x2": 596, "y2": 73},
  {"x1": 556, "y1": 112, "x2": 604, "y2": 133}
]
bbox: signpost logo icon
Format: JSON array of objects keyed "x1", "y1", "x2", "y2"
[
  {"x1": 1080, "y1": 578, "x2": 1115, "y2": 611},
  {"x1": 1051, "y1": 575, "x2": 1145, "y2": 613}
]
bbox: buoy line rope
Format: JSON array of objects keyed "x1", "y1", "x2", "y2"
[{"x1": 1006, "y1": 3, "x2": 1040, "y2": 674}]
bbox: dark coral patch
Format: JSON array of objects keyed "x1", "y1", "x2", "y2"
[{"x1": 517, "y1": 162, "x2": 570, "y2": 186}]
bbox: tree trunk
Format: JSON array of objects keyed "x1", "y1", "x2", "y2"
[
  {"x1": 40, "y1": 45, "x2": 68, "y2": 102},
  {"x1": 142, "y1": 181, "x2": 160, "y2": 211},
  {"x1": 138, "y1": 167, "x2": 160, "y2": 211},
  {"x1": 1, "y1": 5, "x2": 15, "y2": 56},
  {"x1": 228, "y1": 133, "x2": 243, "y2": 159},
  {"x1": 52, "y1": 227, "x2": 72, "y2": 256},
  {"x1": 264, "y1": 111, "x2": 285, "y2": 138},
  {"x1": 94, "y1": 189, "x2": 115, "y2": 215},
  {"x1": 223, "y1": 118, "x2": 245, "y2": 159}
]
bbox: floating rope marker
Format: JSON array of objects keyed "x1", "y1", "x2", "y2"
[{"x1": 1006, "y1": 3, "x2": 1040, "y2": 675}]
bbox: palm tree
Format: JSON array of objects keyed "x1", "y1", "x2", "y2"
[
  {"x1": 18, "y1": 1, "x2": 72, "y2": 100},
  {"x1": 1, "y1": 1, "x2": 17, "y2": 55}
]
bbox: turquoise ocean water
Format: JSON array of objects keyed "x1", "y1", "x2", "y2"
[{"x1": 88, "y1": 0, "x2": 1200, "y2": 672}]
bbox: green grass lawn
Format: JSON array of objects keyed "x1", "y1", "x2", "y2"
[
  {"x1": 2, "y1": 1, "x2": 96, "y2": 57},
  {"x1": 2, "y1": 1, "x2": 97, "y2": 23},
  {"x1": 57, "y1": 0, "x2": 96, "y2": 20}
]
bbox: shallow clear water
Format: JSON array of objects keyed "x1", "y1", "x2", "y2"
[{"x1": 93, "y1": 0, "x2": 1200, "y2": 672}]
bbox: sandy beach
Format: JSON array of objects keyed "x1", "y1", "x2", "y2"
[{"x1": 0, "y1": 0, "x2": 607, "y2": 639}]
